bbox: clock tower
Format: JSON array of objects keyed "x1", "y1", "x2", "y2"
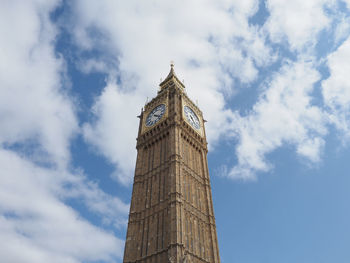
[{"x1": 123, "y1": 64, "x2": 220, "y2": 263}]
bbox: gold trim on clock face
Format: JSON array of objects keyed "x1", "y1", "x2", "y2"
[
  {"x1": 184, "y1": 106, "x2": 200, "y2": 130},
  {"x1": 182, "y1": 102, "x2": 203, "y2": 137},
  {"x1": 145, "y1": 104, "x2": 166, "y2": 127},
  {"x1": 141, "y1": 98, "x2": 168, "y2": 134}
]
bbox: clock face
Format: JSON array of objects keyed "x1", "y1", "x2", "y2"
[
  {"x1": 145, "y1": 104, "x2": 166, "y2": 127},
  {"x1": 184, "y1": 106, "x2": 200, "y2": 130}
]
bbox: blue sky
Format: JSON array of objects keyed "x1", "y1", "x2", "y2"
[{"x1": 1, "y1": 0, "x2": 350, "y2": 262}]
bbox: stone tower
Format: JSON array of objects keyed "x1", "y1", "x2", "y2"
[{"x1": 123, "y1": 64, "x2": 220, "y2": 263}]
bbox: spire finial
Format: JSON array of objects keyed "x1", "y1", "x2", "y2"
[{"x1": 159, "y1": 61, "x2": 185, "y2": 88}]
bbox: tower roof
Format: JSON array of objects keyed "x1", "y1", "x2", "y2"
[{"x1": 159, "y1": 62, "x2": 185, "y2": 89}]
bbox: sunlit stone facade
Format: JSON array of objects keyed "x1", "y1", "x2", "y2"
[{"x1": 123, "y1": 65, "x2": 220, "y2": 263}]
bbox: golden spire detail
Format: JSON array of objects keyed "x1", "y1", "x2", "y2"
[{"x1": 159, "y1": 61, "x2": 185, "y2": 89}]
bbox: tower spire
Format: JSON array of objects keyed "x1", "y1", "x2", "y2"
[
  {"x1": 166, "y1": 60, "x2": 176, "y2": 78},
  {"x1": 159, "y1": 61, "x2": 185, "y2": 89}
]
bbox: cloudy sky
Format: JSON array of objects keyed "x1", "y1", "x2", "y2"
[{"x1": 1, "y1": 0, "x2": 350, "y2": 262}]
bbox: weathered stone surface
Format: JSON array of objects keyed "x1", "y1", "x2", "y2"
[{"x1": 123, "y1": 66, "x2": 220, "y2": 263}]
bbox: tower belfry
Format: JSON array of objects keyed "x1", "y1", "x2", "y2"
[{"x1": 123, "y1": 65, "x2": 220, "y2": 263}]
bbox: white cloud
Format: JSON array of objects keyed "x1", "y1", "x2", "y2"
[
  {"x1": 296, "y1": 137, "x2": 325, "y2": 162},
  {"x1": 0, "y1": 1, "x2": 129, "y2": 262},
  {"x1": 334, "y1": 14, "x2": 350, "y2": 45},
  {"x1": 265, "y1": 0, "x2": 333, "y2": 51},
  {"x1": 60, "y1": 0, "x2": 350, "y2": 185},
  {"x1": 228, "y1": 60, "x2": 327, "y2": 179},
  {"x1": 0, "y1": 0, "x2": 78, "y2": 168},
  {"x1": 0, "y1": 149, "x2": 126, "y2": 263},
  {"x1": 68, "y1": 0, "x2": 275, "y2": 182},
  {"x1": 322, "y1": 36, "x2": 350, "y2": 140},
  {"x1": 221, "y1": 2, "x2": 350, "y2": 180},
  {"x1": 344, "y1": 0, "x2": 350, "y2": 9},
  {"x1": 83, "y1": 82, "x2": 144, "y2": 185}
]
